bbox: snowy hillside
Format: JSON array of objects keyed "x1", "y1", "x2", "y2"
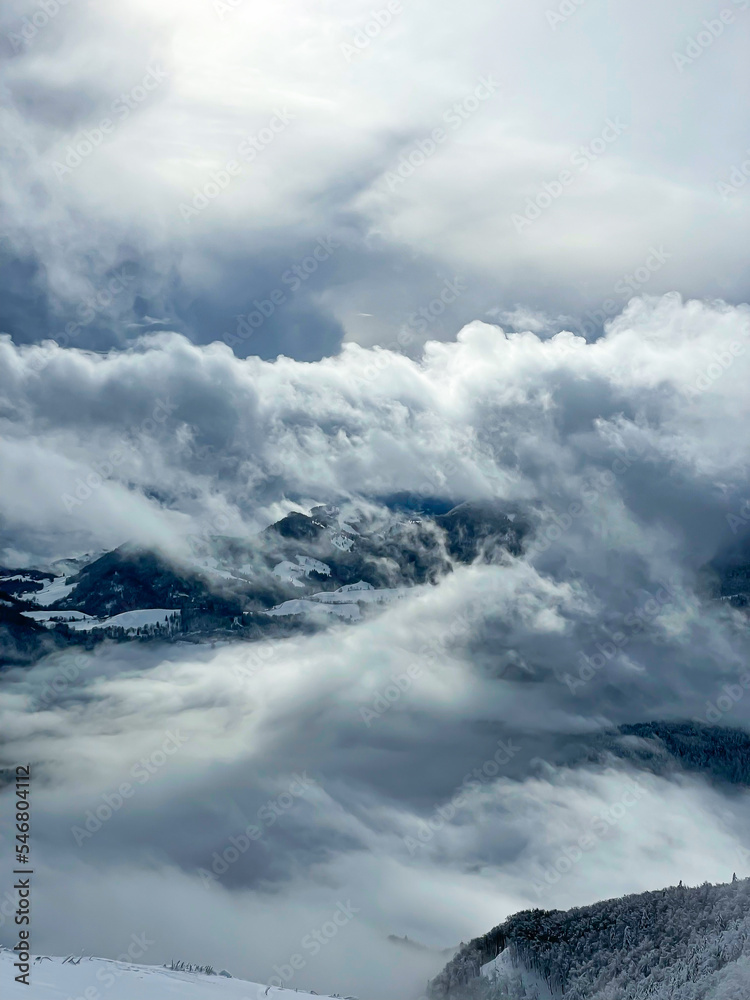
[
  {"x1": 429, "y1": 879, "x2": 750, "y2": 999},
  {"x1": 20, "y1": 608, "x2": 179, "y2": 632},
  {"x1": 0, "y1": 499, "x2": 527, "y2": 662},
  {"x1": 265, "y1": 580, "x2": 408, "y2": 620},
  {"x1": 1, "y1": 950, "x2": 355, "y2": 1000}
]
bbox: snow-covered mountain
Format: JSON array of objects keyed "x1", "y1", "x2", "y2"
[
  {"x1": 0, "y1": 499, "x2": 527, "y2": 664},
  {"x1": 429, "y1": 878, "x2": 750, "y2": 1000},
  {"x1": 1, "y1": 950, "x2": 355, "y2": 1000},
  {"x1": 3, "y1": 494, "x2": 749, "y2": 668}
]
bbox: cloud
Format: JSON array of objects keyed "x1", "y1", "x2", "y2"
[
  {"x1": 1, "y1": 554, "x2": 749, "y2": 998},
  {"x1": 1, "y1": 0, "x2": 749, "y2": 358},
  {"x1": 2, "y1": 3, "x2": 750, "y2": 994},
  {"x1": 2, "y1": 292, "x2": 750, "y2": 563}
]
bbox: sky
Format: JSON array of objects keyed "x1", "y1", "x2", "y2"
[
  {"x1": 2, "y1": 3, "x2": 750, "y2": 1000},
  {"x1": 1, "y1": 0, "x2": 750, "y2": 362}
]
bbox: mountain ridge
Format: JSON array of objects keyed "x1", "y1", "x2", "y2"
[{"x1": 0, "y1": 499, "x2": 528, "y2": 664}]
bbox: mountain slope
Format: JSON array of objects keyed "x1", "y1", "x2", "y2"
[
  {"x1": 1, "y1": 951, "x2": 354, "y2": 1000},
  {"x1": 0, "y1": 499, "x2": 527, "y2": 662},
  {"x1": 563, "y1": 721, "x2": 750, "y2": 789},
  {"x1": 429, "y1": 879, "x2": 750, "y2": 1000},
  {"x1": 52, "y1": 546, "x2": 224, "y2": 617}
]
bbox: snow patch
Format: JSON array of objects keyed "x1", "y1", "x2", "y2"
[
  {"x1": 193, "y1": 556, "x2": 241, "y2": 581},
  {"x1": 481, "y1": 948, "x2": 552, "y2": 999},
  {"x1": 21, "y1": 610, "x2": 94, "y2": 622},
  {"x1": 297, "y1": 556, "x2": 331, "y2": 576},
  {"x1": 67, "y1": 609, "x2": 180, "y2": 632},
  {"x1": 329, "y1": 531, "x2": 354, "y2": 551},
  {"x1": 27, "y1": 577, "x2": 77, "y2": 605},
  {"x1": 265, "y1": 599, "x2": 361, "y2": 620},
  {"x1": 312, "y1": 583, "x2": 405, "y2": 605},
  {"x1": 272, "y1": 556, "x2": 331, "y2": 587},
  {"x1": 264, "y1": 581, "x2": 407, "y2": 620},
  {"x1": 272, "y1": 560, "x2": 306, "y2": 587}
]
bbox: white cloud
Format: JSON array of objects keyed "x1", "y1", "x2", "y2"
[{"x1": 1, "y1": 0, "x2": 749, "y2": 353}]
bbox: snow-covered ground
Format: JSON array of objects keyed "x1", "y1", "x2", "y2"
[
  {"x1": 311, "y1": 583, "x2": 405, "y2": 605},
  {"x1": 329, "y1": 531, "x2": 354, "y2": 551},
  {"x1": 264, "y1": 581, "x2": 407, "y2": 620},
  {"x1": 1, "y1": 951, "x2": 351, "y2": 999},
  {"x1": 19, "y1": 608, "x2": 178, "y2": 632},
  {"x1": 190, "y1": 555, "x2": 243, "y2": 582},
  {"x1": 58, "y1": 609, "x2": 180, "y2": 632},
  {"x1": 265, "y1": 599, "x2": 361, "y2": 620},
  {"x1": 481, "y1": 948, "x2": 552, "y2": 999},
  {"x1": 272, "y1": 556, "x2": 332, "y2": 587},
  {"x1": 328, "y1": 512, "x2": 357, "y2": 551},
  {"x1": 273, "y1": 561, "x2": 306, "y2": 588},
  {"x1": 21, "y1": 610, "x2": 94, "y2": 624},
  {"x1": 21, "y1": 576, "x2": 77, "y2": 606}
]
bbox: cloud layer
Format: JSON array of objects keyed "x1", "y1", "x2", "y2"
[
  {"x1": 2, "y1": 294, "x2": 750, "y2": 997},
  {"x1": 1, "y1": 0, "x2": 750, "y2": 358},
  {"x1": 2, "y1": 292, "x2": 750, "y2": 562}
]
